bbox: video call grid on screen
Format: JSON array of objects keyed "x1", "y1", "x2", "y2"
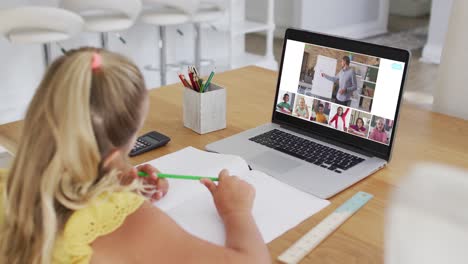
[{"x1": 276, "y1": 40, "x2": 405, "y2": 145}]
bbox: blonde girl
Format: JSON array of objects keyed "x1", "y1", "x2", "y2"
[
  {"x1": 0, "y1": 48, "x2": 270, "y2": 264},
  {"x1": 294, "y1": 97, "x2": 310, "y2": 119}
]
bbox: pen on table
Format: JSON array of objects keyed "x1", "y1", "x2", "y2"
[{"x1": 137, "y1": 171, "x2": 219, "y2": 181}]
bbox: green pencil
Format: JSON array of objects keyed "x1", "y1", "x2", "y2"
[
  {"x1": 137, "y1": 171, "x2": 219, "y2": 181},
  {"x1": 201, "y1": 70, "x2": 215, "y2": 93}
]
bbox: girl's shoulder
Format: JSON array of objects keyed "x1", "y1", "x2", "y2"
[
  {"x1": 54, "y1": 191, "x2": 145, "y2": 263},
  {"x1": 64, "y1": 191, "x2": 145, "y2": 240}
]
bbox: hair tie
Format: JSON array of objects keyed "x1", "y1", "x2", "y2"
[{"x1": 91, "y1": 52, "x2": 102, "y2": 70}]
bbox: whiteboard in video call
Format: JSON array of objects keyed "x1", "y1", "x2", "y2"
[{"x1": 312, "y1": 55, "x2": 337, "y2": 99}]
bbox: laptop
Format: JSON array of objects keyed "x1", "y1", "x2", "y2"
[{"x1": 206, "y1": 28, "x2": 410, "y2": 199}]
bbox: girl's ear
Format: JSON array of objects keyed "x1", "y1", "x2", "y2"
[{"x1": 102, "y1": 148, "x2": 123, "y2": 170}]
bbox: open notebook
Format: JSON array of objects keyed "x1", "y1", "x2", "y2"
[{"x1": 147, "y1": 147, "x2": 330, "y2": 245}]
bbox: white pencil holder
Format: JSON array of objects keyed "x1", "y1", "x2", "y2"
[{"x1": 183, "y1": 83, "x2": 226, "y2": 134}]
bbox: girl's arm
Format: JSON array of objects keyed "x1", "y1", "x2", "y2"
[
  {"x1": 90, "y1": 171, "x2": 270, "y2": 264},
  {"x1": 368, "y1": 129, "x2": 376, "y2": 140},
  {"x1": 353, "y1": 129, "x2": 365, "y2": 137},
  {"x1": 329, "y1": 115, "x2": 337, "y2": 126},
  {"x1": 357, "y1": 130, "x2": 366, "y2": 136},
  {"x1": 343, "y1": 108, "x2": 350, "y2": 118}
]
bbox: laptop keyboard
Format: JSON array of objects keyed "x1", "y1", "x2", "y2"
[{"x1": 249, "y1": 129, "x2": 365, "y2": 173}]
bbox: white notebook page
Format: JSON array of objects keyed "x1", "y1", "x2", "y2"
[{"x1": 145, "y1": 147, "x2": 330, "y2": 245}]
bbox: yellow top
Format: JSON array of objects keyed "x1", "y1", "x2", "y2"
[
  {"x1": 0, "y1": 168, "x2": 145, "y2": 264},
  {"x1": 315, "y1": 112, "x2": 328, "y2": 124}
]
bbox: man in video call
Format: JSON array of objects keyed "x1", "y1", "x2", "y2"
[{"x1": 321, "y1": 56, "x2": 357, "y2": 106}]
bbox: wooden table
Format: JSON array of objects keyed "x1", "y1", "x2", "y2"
[{"x1": 1, "y1": 66, "x2": 468, "y2": 263}]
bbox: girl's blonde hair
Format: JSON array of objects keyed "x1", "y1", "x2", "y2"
[{"x1": 0, "y1": 47, "x2": 148, "y2": 264}]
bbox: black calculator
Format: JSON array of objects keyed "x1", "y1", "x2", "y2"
[{"x1": 129, "y1": 131, "x2": 171, "y2": 157}]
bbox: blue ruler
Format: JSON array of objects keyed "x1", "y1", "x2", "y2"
[{"x1": 278, "y1": 191, "x2": 373, "y2": 264}]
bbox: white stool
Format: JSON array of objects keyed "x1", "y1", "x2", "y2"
[
  {"x1": 60, "y1": 0, "x2": 142, "y2": 49},
  {"x1": 140, "y1": 0, "x2": 193, "y2": 86},
  {"x1": 0, "y1": 6, "x2": 83, "y2": 67},
  {"x1": 191, "y1": 1, "x2": 225, "y2": 71}
]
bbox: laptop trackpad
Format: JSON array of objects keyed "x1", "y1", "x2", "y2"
[{"x1": 249, "y1": 151, "x2": 301, "y2": 174}]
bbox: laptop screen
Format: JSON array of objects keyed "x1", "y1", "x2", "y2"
[{"x1": 273, "y1": 30, "x2": 409, "y2": 160}]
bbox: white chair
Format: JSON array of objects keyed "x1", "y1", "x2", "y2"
[
  {"x1": 0, "y1": 6, "x2": 84, "y2": 67},
  {"x1": 60, "y1": 0, "x2": 142, "y2": 49},
  {"x1": 191, "y1": 1, "x2": 225, "y2": 70},
  {"x1": 140, "y1": 0, "x2": 193, "y2": 86},
  {"x1": 386, "y1": 163, "x2": 468, "y2": 264}
]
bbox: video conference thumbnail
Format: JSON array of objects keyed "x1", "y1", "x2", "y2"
[
  {"x1": 276, "y1": 91, "x2": 295, "y2": 114},
  {"x1": 276, "y1": 90, "x2": 393, "y2": 145},
  {"x1": 275, "y1": 38, "x2": 405, "y2": 146},
  {"x1": 310, "y1": 99, "x2": 331, "y2": 124}
]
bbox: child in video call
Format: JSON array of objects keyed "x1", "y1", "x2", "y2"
[
  {"x1": 369, "y1": 118, "x2": 389, "y2": 144},
  {"x1": 349, "y1": 117, "x2": 367, "y2": 137},
  {"x1": 277, "y1": 93, "x2": 292, "y2": 113},
  {"x1": 0, "y1": 48, "x2": 270, "y2": 264},
  {"x1": 329, "y1": 106, "x2": 350, "y2": 131},
  {"x1": 313, "y1": 103, "x2": 328, "y2": 124},
  {"x1": 294, "y1": 97, "x2": 310, "y2": 119}
]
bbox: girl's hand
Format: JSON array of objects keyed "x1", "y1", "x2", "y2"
[
  {"x1": 200, "y1": 169, "x2": 255, "y2": 220},
  {"x1": 132, "y1": 164, "x2": 169, "y2": 202}
]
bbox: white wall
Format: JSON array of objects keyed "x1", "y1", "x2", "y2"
[
  {"x1": 421, "y1": 0, "x2": 453, "y2": 64},
  {"x1": 246, "y1": 0, "x2": 300, "y2": 37},
  {"x1": 300, "y1": 0, "x2": 389, "y2": 39},
  {"x1": 389, "y1": 0, "x2": 431, "y2": 17},
  {"x1": 247, "y1": 0, "x2": 388, "y2": 39},
  {"x1": 301, "y1": 0, "x2": 379, "y2": 30},
  {"x1": 0, "y1": 0, "x2": 237, "y2": 124}
]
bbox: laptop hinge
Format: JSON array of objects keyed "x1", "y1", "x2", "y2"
[{"x1": 279, "y1": 123, "x2": 373, "y2": 157}]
